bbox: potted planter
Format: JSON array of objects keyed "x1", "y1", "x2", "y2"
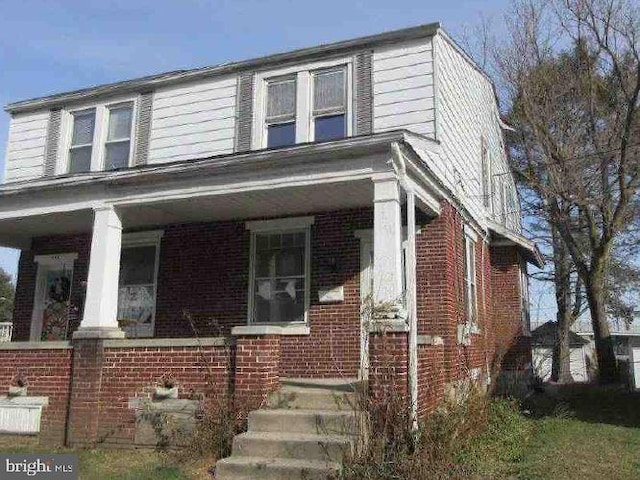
[
  {"x1": 154, "y1": 386, "x2": 178, "y2": 400},
  {"x1": 8, "y1": 386, "x2": 27, "y2": 397}
]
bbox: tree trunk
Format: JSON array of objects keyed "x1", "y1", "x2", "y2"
[
  {"x1": 551, "y1": 227, "x2": 574, "y2": 383},
  {"x1": 585, "y1": 276, "x2": 618, "y2": 383}
]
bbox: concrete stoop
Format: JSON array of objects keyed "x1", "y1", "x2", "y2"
[{"x1": 215, "y1": 378, "x2": 365, "y2": 480}]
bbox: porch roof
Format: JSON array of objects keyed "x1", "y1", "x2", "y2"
[{"x1": 0, "y1": 131, "x2": 443, "y2": 249}]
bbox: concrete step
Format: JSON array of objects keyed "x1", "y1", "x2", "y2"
[
  {"x1": 232, "y1": 431, "x2": 354, "y2": 462},
  {"x1": 281, "y1": 377, "x2": 365, "y2": 393},
  {"x1": 271, "y1": 387, "x2": 359, "y2": 410},
  {"x1": 214, "y1": 456, "x2": 340, "y2": 480},
  {"x1": 248, "y1": 408, "x2": 360, "y2": 435}
]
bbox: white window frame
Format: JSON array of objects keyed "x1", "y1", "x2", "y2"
[
  {"x1": 118, "y1": 230, "x2": 163, "y2": 338},
  {"x1": 252, "y1": 58, "x2": 353, "y2": 149},
  {"x1": 58, "y1": 95, "x2": 138, "y2": 175},
  {"x1": 463, "y1": 226, "x2": 478, "y2": 331},
  {"x1": 520, "y1": 261, "x2": 531, "y2": 336},
  {"x1": 246, "y1": 217, "x2": 314, "y2": 325}
]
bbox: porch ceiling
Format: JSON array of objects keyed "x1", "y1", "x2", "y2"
[{"x1": 0, "y1": 180, "x2": 375, "y2": 249}]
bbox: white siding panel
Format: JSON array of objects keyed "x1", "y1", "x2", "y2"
[
  {"x1": 4, "y1": 111, "x2": 48, "y2": 183},
  {"x1": 432, "y1": 34, "x2": 520, "y2": 231},
  {"x1": 148, "y1": 75, "x2": 237, "y2": 164},
  {"x1": 373, "y1": 39, "x2": 435, "y2": 137}
]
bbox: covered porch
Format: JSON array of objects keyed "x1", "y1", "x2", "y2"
[{"x1": 0, "y1": 132, "x2": 441, "y2": 380}]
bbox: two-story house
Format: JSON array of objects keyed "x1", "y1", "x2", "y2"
[{"x1": 0, "y1": 23, "x2": 541, "y2": 468}]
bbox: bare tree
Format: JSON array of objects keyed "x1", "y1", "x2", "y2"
[{"x1": 496, "y1": 0, "x2": 640, "y2": 383}]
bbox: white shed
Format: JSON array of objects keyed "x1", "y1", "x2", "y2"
[{"x1": 531, "y1": 322, "x2": 590, "y2": 383}]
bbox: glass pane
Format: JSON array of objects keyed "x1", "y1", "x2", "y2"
[
  {"x1": 105, "y1": 141, "x2": 131, "y2": 170},
  {"x1": 314, "y1": 69, "x2": 345, "y2": 113},
  {"x1": 255, "y1": 249, "x2": 271, "y2": 278},
  {"x1": 314, "y1": 114, "x2": 345, "y2": 142},
  {"x1": 119, "y1": 246, "x2": 156, "y2": 285},
  {"x1": 118, "y1": 285, "x2": 154, "y2": 328},
  {"x1": 276, "y1": 247, "x2": 304, "y2": 277},
  {"x1": 267, "y1": 122, "x2": 296, "y2": 148},
  {"x1": 108, "y1": 105, "x2": 133, "y2": 141},
  {"x1": 71, "y1": 110, "x2": 96, "y2": 146},
  {"x1": 68, "y1": 146, "x2": 92, "y2": 173},
  {"x1": 267, "y1": 79, "x2": 296, "y2": 119}
]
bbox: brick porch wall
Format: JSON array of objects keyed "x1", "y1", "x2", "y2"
[{"x1": 0, "y1": 347, "x2": 72, "y2": 446}]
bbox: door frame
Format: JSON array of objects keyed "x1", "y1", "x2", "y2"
[{"x1": 30, "y1": 253, "x2": 77, "y2": 341}]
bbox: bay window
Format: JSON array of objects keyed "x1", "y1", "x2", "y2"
[{"x1": 247, "y1": 217, "x2": 313, "y2": 324}]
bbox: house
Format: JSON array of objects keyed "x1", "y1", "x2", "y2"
[
  {"x1": 575, "y1": 316, "x2": 640, "y2": 389},
  {"x1": 0, "y1": 22, "x2": 541, "y2": 464},
  {"x1": 531, "y1": 321, "x2": 591, "y2": 383}
]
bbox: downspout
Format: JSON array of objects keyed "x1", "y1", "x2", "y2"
[{"x1": 391, "y1": 142, "x2": 418, "y2": 430}]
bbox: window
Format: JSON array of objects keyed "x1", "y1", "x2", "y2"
[
  {"x1": 255, "y1": 59, "x2": 352, "y2": 149},
  {"x1": 266, "y1": 77, "x2": 297, "y2": 148},
  {"x1": 464, "y1": 233, "x2": 478, "y2": 327},
  {"x1": 68, "y1": 109, "x2": 96, "y2": 173},
  {"x1": 104, "y1": 104, "x2": 133, "y2": 170},
  {"x1": 117, "y1": 231, "x2": 162, "y2": 338},
  {"x1": 312, "y1": 68, "x2": 346, "y2": 142},
  {"x1": 247, "y1": 217, "x2": 313, "y2": 324},
  {"x1": 64, "y1": 99, "x2": 136, "y2": 174},
  {"x1": 520, "y1": 263, "x2": 530, "y2": 335}
]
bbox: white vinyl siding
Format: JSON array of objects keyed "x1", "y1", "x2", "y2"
[
  {"x1": 148, "y1": 76, "x2": 237, "y2": 163},
  {"x1": 432, "y1": 33, "x2": 521, "y2": 232},
  {"x1": 372, "y1": 39, "x2": 435, "y2": 137},
  {"x1": 3, "y1": 111, "x2": 48, "y2": 182}
]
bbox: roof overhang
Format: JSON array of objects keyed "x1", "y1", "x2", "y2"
[{"x1": 487, "y1": 219, "x2": 545, "y2": 268}]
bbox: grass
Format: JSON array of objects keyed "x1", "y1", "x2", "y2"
[
  {"x1": 468, "y1": 385, "x2": 640, "y2": 480},
  {"x1": 3, "y1": 385, "x2": 639, "y2": 479}
]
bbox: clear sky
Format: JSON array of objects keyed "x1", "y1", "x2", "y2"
[{"x1": 0, "y1": 0, "x2": 555, "y2": 322}]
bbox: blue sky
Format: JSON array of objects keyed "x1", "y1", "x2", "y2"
[{"x1": 0, "y1": 0, "x2": 555, "y2": 322}]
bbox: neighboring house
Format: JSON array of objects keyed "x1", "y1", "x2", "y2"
[
  {"x1": 575, "y1": 315, "x2": 640, "y2": 390},
  {"x1": 531, "y1": 321, "x2": 590, "y2": 383},
  {"x1": 0, "y1": 22, "x2": 541, "y2": 464}
]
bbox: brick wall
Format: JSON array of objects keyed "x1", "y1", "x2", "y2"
[
  {"x1": 368, "y1": 331, "x2": 408, "y2": 402},
  {"x1": 417, "y1": 343, "x2": 445, "y2": 417},
  {"x1": 12, "y1": 208, "x2": 372, "y2": 378},
  {"x1": 98, "y1": 343, "x2": 232, "y2": 446},
  {"x1": 0, "y1": 347, "x2": 72, "y2": 446}
]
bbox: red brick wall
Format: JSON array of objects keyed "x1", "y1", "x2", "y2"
[
  {"x1": 234, "y1": 335, "x2": 280, "y2": 414},
  {"x1": 368, "y1": 331, "x2": 408, "y2": 401},
  {"x1": 0, "y1": 347, "x2": 73, "y2": 446},
  {"x1": 98, "y1": 343, "x2": 232, "y2": 446},
  {"x1": 490, "y1": 246, "x2": 530, "y2": 372},
  {"x1": 417, "y1": 344, "x2": 445, "y2": 417},
  {"x1": 12, "y1": 208, "x2": 371, "y2": 378}
]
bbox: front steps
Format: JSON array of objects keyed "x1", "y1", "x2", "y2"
[{"x1": 215, "y1": 378, "x2": 364, "y2": 480}]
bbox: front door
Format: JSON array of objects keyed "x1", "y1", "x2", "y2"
[
  {"x1": 359, "y1": 233, "x2": 374, "y2": 380},
  {"x1": 30, "y1": 255, "x2": 75, "y2": 341}
]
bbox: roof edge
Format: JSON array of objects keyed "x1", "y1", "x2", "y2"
[
  {"x1": 487, "y1": 219, "x2": 545, "y2": 268},
  {"x1": 6, "y1": 22, "x2": 440, "y2": 114}
]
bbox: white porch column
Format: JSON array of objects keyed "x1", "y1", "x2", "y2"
[
  {"x1": 74, "y1": 206, "x2": 125, "y2": 339},
  {"x1": 372, "y1": 175, "x2": 404, "y2": 306}
]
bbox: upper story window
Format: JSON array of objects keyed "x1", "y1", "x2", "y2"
[
  {"x1": 63, "y1": 99, "x2": 135, "y2": 174},
  {"x1": 104, "y1": 104, "x2": 133, "y2": 170},
  {"x1": 266, "y1": 77, "x2": 297, "y2": 148},
  {"x1": 312, "y1": 68, "x2": 347, "y2": 142},
  {"x1": 69, "y1": 110, "x2": 96, "y2": 173},
  {"x1": 254, "y1": 59, "x2": 352, "y2": 149}
]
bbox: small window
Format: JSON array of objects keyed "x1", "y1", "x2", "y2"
[
  {"x1": 251, "y1": 231, "x2": 308, "y2": 323},
  {"x1": 313, "y1": 68, "x2": 346, "y2": 142},
  {"x1": 266, "y1": 78, "x2": 296, "y2": 148},
  {"x1": 68, "y1": 109, "x2": 96, "y2": 173},
  {"x1": 464, "y1": 234, "x2": 477, "y2": 326},
  {"x1": 117, "y1": 243, "x2": 159, "y2": 337},
  {"x1": 105, "y1": 104, "x2": 133, "y2": 170}
]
